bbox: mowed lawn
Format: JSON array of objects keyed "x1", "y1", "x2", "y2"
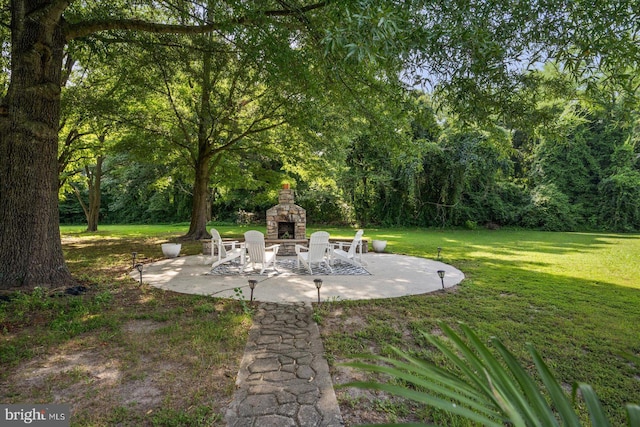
[
  {"x1": 1, "y1": 224, "x2": 639, "y2": 425},
  {"x1": 313, "y1": 228, "x2": 640, "y2": 425}
]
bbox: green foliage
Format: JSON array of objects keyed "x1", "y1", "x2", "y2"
[
  {"x1": 46, "y1": 1, "x2": 640, "y2": 233},
  {"x1": 597, "y1": 140, "x2": 640, "y2": 232},
  {"x1": 531, "y1": 105, "x2": 604, "y2": 224},
  {"x1": 296, "y1": 187, "x2": 353, "y2": 225},
  {"x1": 100, "y1": 154, "x2": 191, "y2": 224},
  {"x1": 522, "y1": 184, "x2": 580, "y2": 231},
  {"x1": 411, "y1": 124, "x2": 514, "y2": 227},
  {"x1": 233, "y1": 287, "x2": 254, "y2": 316},
  {"x1": 343, "y1": 322, "x2": 640, "y2": 426},
  {"x1": 599, "y1": 169, "x2": 640, "y2": 231},
  {"x1": 459, "y1": 180, "x2": 529, "y2": 227}
]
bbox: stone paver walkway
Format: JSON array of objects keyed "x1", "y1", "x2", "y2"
[{"x1": 225, "y1": 302, "x2": 343, "y2": 427}]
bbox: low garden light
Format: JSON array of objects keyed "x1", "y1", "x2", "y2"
[
  {"x1": 437, "y1": 270, "x2": 445, "y2": 289},
  {"x1": 314, "y1": 279, "x2": 323, "y2": 304},
  {"x1": 437, "y1": 247, "x2": 442, "y2": 259},
  {"x1": 135, "y1": 263, "x2": 144, "y2": 285},
  {"x1": 132, "y1": 252, "x2": 137, "y2": 268},
  {"x1": 248, "y1": 279, "x2": 257, "y2": 302}
]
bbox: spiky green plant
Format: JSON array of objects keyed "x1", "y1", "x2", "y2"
[{"x1": 342, "y1": 322, "x2": 640, "y2": 427}]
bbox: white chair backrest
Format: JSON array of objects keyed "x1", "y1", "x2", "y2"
[
  {"x1": 244, "y1": 230, "x2": 266, "y2": 262},
  {"x1": 211, "y1": 228, "x2": 227, "y2": 258},
  {"x1": 347, "y1": 229, "x2": 364, "y2": 256},
  {"x1": 307, "y1": 231, "x2": 330, "y2": 261}
]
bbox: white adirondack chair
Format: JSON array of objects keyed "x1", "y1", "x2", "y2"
[
  {"x1": 332, "y1": 229, "x2": 365, "y2": 266},
  {"x1": 243, "y1": 230, "x2": 280, "y2": 275},
  {"x1": 210, "y1": 228, "x2": 245, "y2": 268},
  {"x1": 296, "y1": 231, "x2": 332, "y2": 274}
]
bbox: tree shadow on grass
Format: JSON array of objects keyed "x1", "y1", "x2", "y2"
[{"x1": 320, "y1": 252, "x2": 640, "y2": 426}]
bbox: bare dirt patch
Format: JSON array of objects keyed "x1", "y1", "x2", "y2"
[
  {"x1": 1, "y1": 328, "x2": 240, "y2": 425},
  {"x1": 122, "y1": 319, "x2": 164, "y2": 334},
  {"x1": 0, "y1": 285, "x2": 248, "y2": 426}
]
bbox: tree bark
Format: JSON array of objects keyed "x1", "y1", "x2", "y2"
[
  {"x1": 184, "y1": 35, "x2": 213, "y2": 242},
  {"x1": 0, "y1": 0, "x2": 73, "y2": 289},
  {"x1": 86, "y1": 155, "x2": 103, "y2": 232},
  {"x1": 185, "y1": 154, "x2": 212, "y2": 240}
]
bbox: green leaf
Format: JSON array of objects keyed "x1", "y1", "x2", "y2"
[
  {"x1": 527, "y1": 344, "x2": 582, "y2": 427},
  {"x1": 492, "y1": 339, "x2": 559, "y2": 426},
  {"x1": 457, "y1": 324, "x2": 537, "y2": 425},
  {"x1": 422, "y1": 325, "x2": 498, "y2": 402},
  {"x1": 578, "y1": 383, "x2": 611, "y2": 427},
  {"x1": 341, "y1": 355, "x2": 501, "y2": 420},
  {"x1": 342, "y1": 379, "x2": 504, "y2": 427},
  {"x1": 626, "y1": 404, "x2": 640, "y2": 426}
]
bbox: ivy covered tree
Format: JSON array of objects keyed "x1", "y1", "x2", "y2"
[{"x1": 520, "y1": 66, "x2": 640, "y2": 231}]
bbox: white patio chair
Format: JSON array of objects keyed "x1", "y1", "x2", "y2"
[
  {"x1": 210, "y1": 228, "x2": 245, "y2": 268},
  {"x1": 296, "y1": 231, "x2": 332, "y2": 274},
  {"x1": 332, "y1": 229, "x2": 365, "y2": 266},
  {"x1": 243, "y1": 230, "x2": 280, "y2": 275}
]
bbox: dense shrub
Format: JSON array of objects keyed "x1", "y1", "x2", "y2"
[
  {"x1": 598, "y1": 169, "x2": 640, "y2": 231},
  {"x1": 296, "y1": 188, "x2": 353, "y2": 225},
  {"x1": 457, "y1": 181, "x2": 529, "y2": 227},
  {"x1": 522, "y1": 184, "x2": 580, "y2": 231}
]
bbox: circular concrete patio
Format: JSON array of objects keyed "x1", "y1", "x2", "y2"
[{"x1": 132, "y1": 253, "x2": 465, "y2": 303}]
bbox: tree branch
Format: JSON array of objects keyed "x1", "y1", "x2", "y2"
[
  {"x1": 71, "y1": 184, "x2": 89, "y2": 219},
  {"x1": 29, "y1": 0, "x2": 72, "y2": 27},
  {"x1": 64, "y1": 2, "x2": 330, "y2": 41}
]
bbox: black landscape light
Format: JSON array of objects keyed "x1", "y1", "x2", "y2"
[
  {"x1": 248, "y1": 279, "x2": 257, "y2": 302},
  {"x1": 132, "y1": 252, "x2": 137, "y2": 268},
  {"x1": 135, "y1": 263, "x2": 144, "y2": 285},
  {"x1": 437, "y1": 270, "x2": 445, "y2": 289},
  {"x1": 437, "y1": 247, "x2": 442, "y2": 259},
  {"x1": 314, "y1": 278, "x2": 323, "y2": 304}
]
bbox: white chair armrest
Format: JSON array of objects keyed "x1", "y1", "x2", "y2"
[
  {"x1": 295, "y1": 244, "x2": 308, "y2": 254},
  {"x1": 265, "y1": 244, "x2": 280, "y2": 254},
  {"x1": 332, "y1": 241, "x2": 348, "y2": 250},
  {"x1": 223, "y1": 240, "x2": 241, "y2": 250}
]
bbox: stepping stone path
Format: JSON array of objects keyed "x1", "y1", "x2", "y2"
[{"x1": 225, "y1": 302, "x2": 344, "y2": 426}]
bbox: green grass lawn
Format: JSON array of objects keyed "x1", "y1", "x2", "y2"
[
  {"x1": 313, "y1": 228, "x2": 640, "y2": 425},
  {"x1": 1, "y1": 224, "x2": 639, "y2": 426}
]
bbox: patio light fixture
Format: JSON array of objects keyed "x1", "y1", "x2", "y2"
[
  {"x1": 314, "y1": 278, "x2": 323, "y2": 304},
  {"x1": 248, "y1": 279, "x2": 257, "y2": 302},
  {"x1": 132, "y1": 252, "x2": 137, "y2": 268},
  {"x1": 135, "y1": 263, "x2": 144, "y2": 285},
  {"x1": 437, "y1": 270, "x2": 445, "y2": 289},
  {"x1": 437, "y1": 247, "x2": 442, "y2": 259}
]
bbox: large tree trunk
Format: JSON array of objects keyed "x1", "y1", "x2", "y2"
[
  {"x1": 72, "y1": 156, "x2": 104, "y2": 232},
  {"x1": 185, "y1": 156, "x2": 212, "y2": 240},
  {"x1": 184, "y1": 40, "x2": 214, "y2": 242},
  {"x1": 0, "y1": 1, "x2": 73, "y2": 289},
  {"x1": 86, "y1": 156, "x2": 103, "y2": 232}
]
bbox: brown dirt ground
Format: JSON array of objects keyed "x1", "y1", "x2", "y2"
[{"x1": 0, "y1": 284, "x2": 246, "y2": 426}]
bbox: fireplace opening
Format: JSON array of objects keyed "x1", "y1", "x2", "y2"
[{"x1": 277, "y1": 222, "x2": 295, "y2": 239}]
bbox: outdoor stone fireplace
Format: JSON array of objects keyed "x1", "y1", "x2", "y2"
[{"x1": 266, "y1": 186, "x2": 306, "y2": 255}]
